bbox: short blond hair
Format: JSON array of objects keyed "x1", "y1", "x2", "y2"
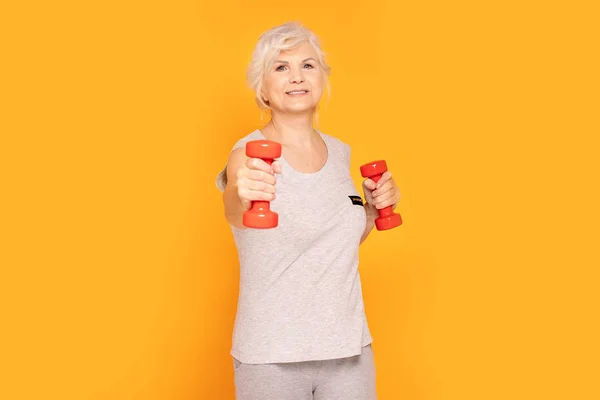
[{"x1": 247, "y1": 21, "x2": 331, "y2": 112}]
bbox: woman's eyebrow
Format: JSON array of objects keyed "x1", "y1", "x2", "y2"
[{"x1": 274, "y1": 58, "x2": 317, "y2": 64}]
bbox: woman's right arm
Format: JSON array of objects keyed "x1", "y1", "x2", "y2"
[{"x1": 222, "y1": 148, "x2": 280, "y2": 229}]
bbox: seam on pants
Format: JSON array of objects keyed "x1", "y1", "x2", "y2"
[{"x1": 312, "y1": 359, "x2": 326, "y2": 392}]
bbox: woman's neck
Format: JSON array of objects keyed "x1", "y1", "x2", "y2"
[{"x1": 263, "y1": 112, "x2": 317, "y2": 147}]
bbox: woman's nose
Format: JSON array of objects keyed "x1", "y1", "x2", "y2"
[{"x1": 289, "y1": 71, "x2": 305, "y2": 84}]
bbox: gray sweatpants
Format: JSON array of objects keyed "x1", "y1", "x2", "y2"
[{"x1": 233, "y1": 344, "x2": 377, "y2": 399}]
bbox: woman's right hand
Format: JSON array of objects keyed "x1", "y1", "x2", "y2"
[{"x1": 235, "y1": 157, "x2": 282, "y2": 210}]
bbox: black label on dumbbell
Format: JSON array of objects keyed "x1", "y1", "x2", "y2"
[{"x1": 348, "y1": 195, "x2": 364, "y2": 206}]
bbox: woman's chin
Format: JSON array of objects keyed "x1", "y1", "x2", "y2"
[{"x1": 280, "y1": 103, "x2": 318, "y2": 114}]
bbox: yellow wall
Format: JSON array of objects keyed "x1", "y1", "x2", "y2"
[{"x1": 2, "y1": 1, "x2": 599, "y2": 399}]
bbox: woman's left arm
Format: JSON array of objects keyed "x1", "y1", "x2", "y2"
[{"x1": 359, "y1": 171, "x2": 401, "y2": 244}]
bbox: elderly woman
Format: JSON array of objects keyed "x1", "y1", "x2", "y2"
[{"x1": 216, "y1": 21, "x2": 400, "y2": 400}]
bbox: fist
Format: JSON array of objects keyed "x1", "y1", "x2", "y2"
[
  {"x1": 236, "y1": 157, "x2": 282, "y2": 210},
  {"x1": 362, "y1": 171, "x2": 401, "y2": 215}
]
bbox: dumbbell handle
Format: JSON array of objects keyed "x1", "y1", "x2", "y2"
[
  {"x1": 243, "y1": 140, "x2": 281, "y2": 229},
  {"x1": 248, "y1": 158, "x2": 274, "y2": 214},
  {"x1": 368, "y1": 173, "x2": 396, "y2": 218},
  {"x1": 360, "y1": 159, "x2": 402, "y2": 230}
]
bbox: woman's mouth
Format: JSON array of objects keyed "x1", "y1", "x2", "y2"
[{"x1": 286, "y1": 90, "x2": 309, "y2": 95}]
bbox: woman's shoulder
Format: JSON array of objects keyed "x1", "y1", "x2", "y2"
[
  {"x1": 317, "y1": 130, "x2": 350, "y2": 147},
  {"x1": 318, "y1": 130, "x2": 351, "y2": 158}
]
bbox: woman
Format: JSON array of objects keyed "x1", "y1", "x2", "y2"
[{"x1": 216, "y1": 21, "x2": 401, "y2": 400}]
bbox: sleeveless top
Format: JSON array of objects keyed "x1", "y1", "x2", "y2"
[{"x1": 216, "y1": 129, "x2": 373, "y2": 364}]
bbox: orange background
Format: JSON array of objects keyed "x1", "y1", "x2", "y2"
[{"x1": 1, "y1": 1, "x2": 599, "y2": 399}]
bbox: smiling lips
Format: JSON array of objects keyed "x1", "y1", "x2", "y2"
[{"x1": 286, "y1": 90, "x2": 309, "y2": 95}]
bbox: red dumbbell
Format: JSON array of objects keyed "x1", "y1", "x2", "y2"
[
  {"x1": 360, "y1": 160, "x2": 402, "y2": 230},
  {"x1": 242, "y1": 140, "x2": 282, "y2": 229}
]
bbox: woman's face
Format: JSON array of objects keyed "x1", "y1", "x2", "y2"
[{"x1": 261, "y1": 41, "x2": 325, "y2": 115}]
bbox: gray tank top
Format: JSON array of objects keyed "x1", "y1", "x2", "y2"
[{"x1": 216, "y1": 129, "x2": 373, "y2": 364}]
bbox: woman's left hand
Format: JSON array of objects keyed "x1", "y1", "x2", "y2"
[{"x1": 362, "y1": 171, "x2": 401, "y2": 216}]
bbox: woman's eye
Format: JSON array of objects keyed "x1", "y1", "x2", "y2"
[{"x1": 275, "y1": 64, "x2": 313, "y2": 71}]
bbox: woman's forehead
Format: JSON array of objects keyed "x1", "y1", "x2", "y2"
[{"x1": 278, "y1": 42, "x2": 317, "y2": 59}]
